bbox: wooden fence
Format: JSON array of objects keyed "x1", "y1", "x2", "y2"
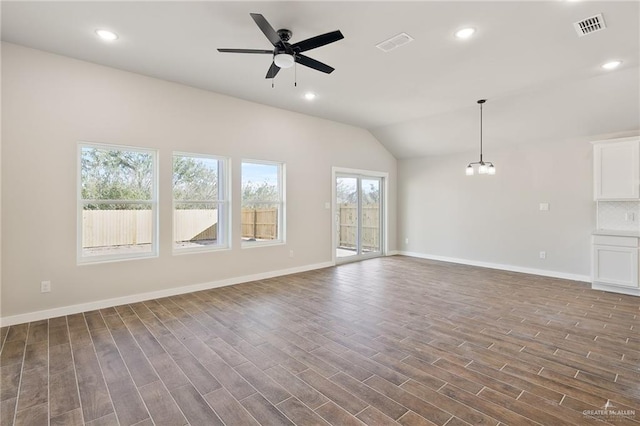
[
  {"x1": 241, "y1": 208, "x2": 277, "y2": 240},
  {"x1": 82, "y1": 210, "x2": 152, "y2": 248},
  {"x1": 82, "y1": 209, "x2": 217, "y2": 248},
  {"x1": 83, "y1": 205, "x2": 377, "y2": 248},
  {"x1": 338, "y1": 204, "x2": 380, "y2": 251},
  {"x1": 173, "y1": 210, "x2": 217, "y2": 242}
]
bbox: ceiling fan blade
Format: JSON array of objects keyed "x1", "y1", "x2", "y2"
[
  {"x1": 217, "y1": 48, "x2": 274, "y2": 54},
  {"x1": 295, "y1": 54, "x2": 335, "y2": 74},
  {"x1": 291, "y1": 30, "x2": 344, "y2": 53},
  {"x1": 250, "y1": 13, "x2": 283, "y2": 48},
  {"x1": 265, "y1": 62, "x2": 281, "y2": 79}
]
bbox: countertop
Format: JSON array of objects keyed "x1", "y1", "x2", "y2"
[{"x1": 593, "y1": 229, "x2": 640, "y2": 237}]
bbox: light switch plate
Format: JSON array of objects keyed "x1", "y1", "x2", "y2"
[{"x1": 539, "y1": 203, "x2": 550, "y2": 211}]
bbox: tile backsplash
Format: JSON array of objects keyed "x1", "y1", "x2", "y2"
[{"x1": 597, "y1": 201, "x2": 640, "y2": 231}]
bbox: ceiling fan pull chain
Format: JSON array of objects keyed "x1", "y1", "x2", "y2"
[{"x1": 294, "y1": 61, "x2": 297, "y2": 87}]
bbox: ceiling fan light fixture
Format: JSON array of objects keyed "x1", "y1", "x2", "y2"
[
  {"x1": 274, "y1": 53, "x2": 295, "y2": 69},
  {"x1": 304, "y1": 92, "x2": 317, "y2": 101}
]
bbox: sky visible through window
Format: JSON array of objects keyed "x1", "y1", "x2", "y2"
[{"x1": 242, "y1": 162, "x2": 278, "y2": 187}]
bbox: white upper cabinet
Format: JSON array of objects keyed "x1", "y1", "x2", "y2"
[{"x1": 593, "y1": 137, "x2": 640, "y2": 200}]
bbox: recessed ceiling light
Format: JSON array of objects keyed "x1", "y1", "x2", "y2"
[
  {"x1": 95, "y1": 29, "x2": 118, "y2": 41},
  {"x1": 304, "y1": 92, "x2": 317, "y2": 101},
  {"x1": 454, "y1": 27, "x2": 476, "y2": 39},
  {"x1": 601, "y1": 60, "x2": 622, "y2": 70}
]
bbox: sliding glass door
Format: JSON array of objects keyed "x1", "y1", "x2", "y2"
[{"x1": 335, "y1": 173, "x2": 383, "y2": 262}]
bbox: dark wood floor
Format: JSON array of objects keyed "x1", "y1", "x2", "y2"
[{"x1": 1, "y1": 256, "x2": 639, "y2": 425}]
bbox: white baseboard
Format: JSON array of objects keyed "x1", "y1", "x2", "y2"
[
  {"x1": 386, "y1": 250, "x2": 400, "y2": 256},
  {"x1": 398, "y1": 251, "x2": 591, "y2": 283},
  {"x1": 592, "y1": 282, "x2": 640, "y2": 296},
  {"x1": 0, "y1": 261, "x2": 335, "y2": 327}
]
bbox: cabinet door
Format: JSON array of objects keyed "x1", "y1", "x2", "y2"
[
  {"x1": 594, "y1": 140, "x2": 639, "y2": 200},
  {"x1": 593, "y1": 245, "x2": 639, "y2": 288}
]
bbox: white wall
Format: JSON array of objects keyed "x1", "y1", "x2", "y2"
[
  {"x1": 397, "y1": 135, "x2": 636, "y2": 281},
  {"x1": 0, "y1": 43, "x2": 397, "y2": 322}
]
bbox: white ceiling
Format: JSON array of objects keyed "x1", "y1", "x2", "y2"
[{"x1": 2, "y1": 1, "x2": 639, "y2": 158}]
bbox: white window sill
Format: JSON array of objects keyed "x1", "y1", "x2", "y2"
[
  {"x1": 173, "y1": 245, "x2": 230, "y2": 256},
  {"x1": 78, "y1": 252, "x2": 159, "y2": 266},
  {"x1": 241, "y1": 240, "x2": 285, "y2": 249}
]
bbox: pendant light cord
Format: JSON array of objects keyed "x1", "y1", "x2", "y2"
[
  {"x1": 479, "y1": 101, "x2": 483, "y2": 163},
  {"x1": 477, "y1": 99, "x2": 486, "y2": 163}
]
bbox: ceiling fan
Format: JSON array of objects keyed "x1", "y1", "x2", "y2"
[{"x1": 217, "y1": 13, "x2": 344, "y2": 79}]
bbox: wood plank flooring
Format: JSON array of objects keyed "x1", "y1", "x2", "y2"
[{"x1": 1, "y1": 256, "x2": 639, "y2": 425}]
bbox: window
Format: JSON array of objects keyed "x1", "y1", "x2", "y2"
[
  {"x1": 173, "y1": 153, "x2": 229, "y2": 252},
  {"x1": 241, "y1": 160, "x2": 285, "y2": 245},
  {"x1": 78, "y1": 143, "x2": 157, "y2": 263}
]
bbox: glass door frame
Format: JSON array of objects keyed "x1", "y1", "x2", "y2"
[{"x1": 332, "y1": 167, "x2": 388, "y2": 264}]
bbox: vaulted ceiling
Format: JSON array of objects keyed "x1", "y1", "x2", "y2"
[{"x1": 2, "y1": 1, "x2": 638, "y2": 158}]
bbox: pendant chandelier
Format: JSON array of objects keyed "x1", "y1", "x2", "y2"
[{"x1": 466, "y1": 99, "x2": 495, "y2": 175}]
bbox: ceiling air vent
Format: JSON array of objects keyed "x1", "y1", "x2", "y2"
[
  {"x1": 574, "y1": 13, "x2": 606, "y2": 37},
  {"x1": 376, "y1": 32, "x2": 414, "y2": 52}
]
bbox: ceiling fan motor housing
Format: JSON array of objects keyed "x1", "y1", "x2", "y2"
[{"x1": 277, "y1": 29, "x2": 292, "y2": 42}]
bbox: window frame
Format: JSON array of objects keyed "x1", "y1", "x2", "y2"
[
  {"x1": 241, "y1": 159, "x2": 286, "y2": 248},
  {"x1": 172, "y1": 152, "x2": 230, "y2": 254},
  {"x1": 77, "y1": 142, "x2": 159, "y2": 265}
]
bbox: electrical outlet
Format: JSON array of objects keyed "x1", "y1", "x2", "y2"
[
  {"x1": 539, "y1": 251, "x2": 546, "y2": 259},
  {"x1": 289, "y1": 250, "x2": 294, "y2": 258},
  {"x1": 539, "y1": 203, "x2": 549, "y2": 211},
  {"x1": 405, "y1": 237, "x2": 409, "y2": 244},
  {"x1": 626, "y1": 212, "x2": 636, "y2": 222},
  {"x1": 324, "y1": 202, "x2": 330, "y2": 209},
  {"x1": 41, "y1": 281, "x2": 51, "y2": 293}
]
